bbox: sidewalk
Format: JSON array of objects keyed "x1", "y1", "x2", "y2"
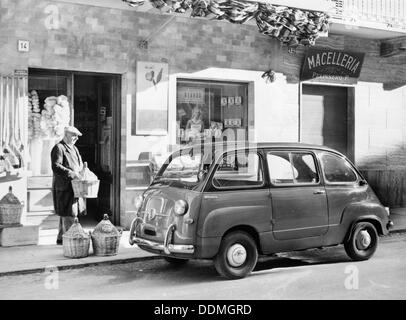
[
  {"x1": 0, "y1": 209, "x2": 405, "y2": 277},
  {"x1": 0, "y1": 229, "x2": 159, "y2": 277}
]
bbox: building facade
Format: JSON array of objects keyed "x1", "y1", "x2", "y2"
[{"x1": 0, "y1": 0, "x2": 406, "y2": 231}]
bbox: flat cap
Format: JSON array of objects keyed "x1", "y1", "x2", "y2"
[{"x1": 64, "y1": 126, "x2": 82, "y2": 136}]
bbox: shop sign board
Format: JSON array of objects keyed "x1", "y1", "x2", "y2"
[
  {"x1": 301, "y1": 48, "x2": 365, "y2": 84},
  {"x1": 177, "y1": 87, "x2": 205, "y2": 104},
  {"x1": 14, "y1": 69, "x2": 28, "y2": 77}
]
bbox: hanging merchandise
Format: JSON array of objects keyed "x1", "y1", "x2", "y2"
[
  {"x1": 62, "y1": 217, "x2": 91, "y2": 258},
  {"x1": 0, "y1": 76, "x2": 25, "y2": 172},
  {"x1": 40, "y1": 96, "x2": 58, "y2": 139},
  {"x1": 90, "y1": 214, "x2": 122, "y2": 256},
  {"x1": 122, "y1": 0, "x2": 330, "y2": 47},
  {"x1": 54, "y1": 95, "x2": 71, "y2": 139},
  {"x1": 29, "y1": 90, "x2": 42, "y2": 140}
]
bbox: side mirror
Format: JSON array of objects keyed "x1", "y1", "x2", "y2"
[{"x1": 359, "y1": 180, "x2": 367, "y2": 186}]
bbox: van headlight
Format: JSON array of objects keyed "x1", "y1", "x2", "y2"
[
  {"x1": 174, "y1": 200, "x2": 188, "y2": 216},
  {"x1": 385, "y1": 207, "x2": 390, "y2": 216},
  {"x1": 134, "y1": 195, "x2": 143, "y2": 211}
]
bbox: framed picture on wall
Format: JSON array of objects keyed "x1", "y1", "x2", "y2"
[{"x1": 133, "y1": 61, "x2": 169, "y2": 135}]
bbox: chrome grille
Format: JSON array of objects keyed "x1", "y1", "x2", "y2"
[{"x1": 143, "y1": 196, "x2": 174, "y2": 227}]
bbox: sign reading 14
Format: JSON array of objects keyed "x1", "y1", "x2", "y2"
[{"x1": 17, "y1": 40, "x2": 30, "y2": 52}]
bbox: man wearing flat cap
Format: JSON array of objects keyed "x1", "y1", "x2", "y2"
[{"x1": 51, "y1": 126, "x2": 86, "y2": 244}]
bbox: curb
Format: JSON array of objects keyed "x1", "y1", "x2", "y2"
[
  {"x1": 0, "y1": 255, "x2": 163, "y2": 278},
  {"x1": 388, "y1": 229, "x2": 406, "y2": 235}
]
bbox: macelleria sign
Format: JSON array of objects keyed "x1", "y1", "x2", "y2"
[{"x1": 301, "y1": 48, "x2": 365, "y2": 84}]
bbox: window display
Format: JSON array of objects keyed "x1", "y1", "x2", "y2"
[{"x1": 176, "y1": 80, "x2": 248, "y2": 145}]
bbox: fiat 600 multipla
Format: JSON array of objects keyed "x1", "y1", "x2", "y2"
[{"x1": 129, "y1": 142, "x2": 393, "y2": 279}]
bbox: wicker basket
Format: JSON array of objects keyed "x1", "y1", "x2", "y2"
[
  {"x1": 91, "y1": 214, "x2": 122, "y2": 256},
  {"x1": 62, "y1": 236, "x2": 91, "y2": 258},
  {"x1": 91, "y1": 233, "x2": 122, "y2": 256},
  {"x1": 71, "y1": 179, "x2": 100, "y2": 198},
  {"x1": 62, "y1": 218, "x2": 91, "y2": 258},
  {"x1": 0, "y1": 187, "x2": 24, "y2": 225}
]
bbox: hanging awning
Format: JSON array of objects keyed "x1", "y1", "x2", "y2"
[{"x1": 122, "y1": 0, "x2": 331, "y2": 47}]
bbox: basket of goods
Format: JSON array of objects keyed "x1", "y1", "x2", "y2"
[
  {"x1": 91, "y1": 214, "x2": 122, "y2": 256},
  {"x1": 71, "y1": 162, "x2": 100, "y2": 198},
  {"x1": 62, "y1": 217, "x2": 91, "y2": 258},
  {"x1": 0, "y1": 186, "x2": 24, "y2": 225}
]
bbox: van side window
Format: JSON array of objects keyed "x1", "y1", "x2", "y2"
[
  {"x1": 267, "y1": 151, "x2": 319, "y2": 185},
  {"x1": 321, "y1": 153, "x2": 358, "y2": 183},
  {"x1": 212, "y1": 151, "x2": 264, "y2": 189}
]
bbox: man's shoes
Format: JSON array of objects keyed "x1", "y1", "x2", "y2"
[{"x1": 56, "y1": 239, "x2": 62, "y2": 245}]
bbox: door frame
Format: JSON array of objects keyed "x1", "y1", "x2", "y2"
[
  {"x1": 299, "y1": 81, "x2": 355, "y2": 163},
  {"x1": 27, "y1": 68, "x2": 122, "y2": 225}
]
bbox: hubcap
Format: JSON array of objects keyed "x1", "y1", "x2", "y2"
[
  {"x1": 226, "y1": 244, "x2": 247, "y2": 267},
  {"x1": 357, "y1": 230, "x2": 372, "y2": 250}
]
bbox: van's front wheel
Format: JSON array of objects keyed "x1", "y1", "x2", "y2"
[{"x1": 214, "y1": 231, "x2": 258, "y2": 280}]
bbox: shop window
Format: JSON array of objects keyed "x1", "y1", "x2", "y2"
[
  {"x1": 176, "y1": 80, "x2": 248, "y2": 146},
  {"x1": 27, "y1": 70, "x2": 72, "y2": 176}
]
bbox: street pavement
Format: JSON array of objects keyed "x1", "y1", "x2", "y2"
[
  {"x1": 0, "y1": 232, "x2": 405, "y2": 300},
  {"x1": 0, "y1": 207, "x2": 404, "y2": 277}
]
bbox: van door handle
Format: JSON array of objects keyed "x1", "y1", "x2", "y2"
[
  {"x1": 204, "y1": 195, "x2": 218, "y2": 199},
  {"x1": 314, "y1": 190, "x2": 326, "y2": 195}
]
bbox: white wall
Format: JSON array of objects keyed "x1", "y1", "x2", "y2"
[{"x1": 354, "y1": 82, "x2": 406, "y2": 169}]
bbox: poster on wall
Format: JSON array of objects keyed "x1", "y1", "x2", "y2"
[{"x1": 133, "y1": 61, "x2": 169, "y2": 135}]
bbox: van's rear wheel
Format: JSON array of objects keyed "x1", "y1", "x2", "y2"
[
  {"x1": 344, "y1": 222, "x2": 378, "y2": 261},
  {"x1": 214, "y1": 231, "x2": 258, "y2": 280}
]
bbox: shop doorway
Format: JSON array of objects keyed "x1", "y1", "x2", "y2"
[
  {"x1": 301, "y1": 84, "x2": 354, "y2": 160},
  {"x1": 27, "y1": 69, "x2": 121, "y2": 228},
  {"x1": 73, "y1": 74, "x2": 120, "y2": 225}
]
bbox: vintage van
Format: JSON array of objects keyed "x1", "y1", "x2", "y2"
[{"x1": 129, "y1": 142, "x2": 393, "y2": 279}]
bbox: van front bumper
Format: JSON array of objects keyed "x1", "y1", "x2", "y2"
[{"x1": 128, "y1": 217, "x2": 195, "y2": 255}]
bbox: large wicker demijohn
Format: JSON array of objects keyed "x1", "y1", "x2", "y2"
[
  {"x1": 91, "y1": 214, "x2": 122, "y2": 256},
  {"x1": 62, "y1": 218, "x2": 90, "y2": 258},
  {"x1": 0, "y1": 186, "x2": 24, "y2": 225}
]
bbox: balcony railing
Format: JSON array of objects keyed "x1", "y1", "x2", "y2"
[{"x1": 331, "y1": 0, "x2": 406, "y2": 31}]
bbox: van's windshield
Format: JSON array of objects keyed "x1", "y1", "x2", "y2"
[{"x1": 152, "y1": 147, "x2": 214, "y2": 190}]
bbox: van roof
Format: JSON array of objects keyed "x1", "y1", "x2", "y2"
[{"x1": 178, "y1": 141, "x2": 345, "y2": 157}]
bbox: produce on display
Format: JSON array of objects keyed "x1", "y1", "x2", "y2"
[
  {"x1": 28, "y1": 90, "x2": 41, "y2": 141},
  {"x1": 122, "y1": 0, "x2": 330, "y2": 46},
  {"x1": 54, "y1": 95, "x2": 71, "y2": 139},
  {"x1": 40, "y1": 96, "x2": 58, "y2": 139}
]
